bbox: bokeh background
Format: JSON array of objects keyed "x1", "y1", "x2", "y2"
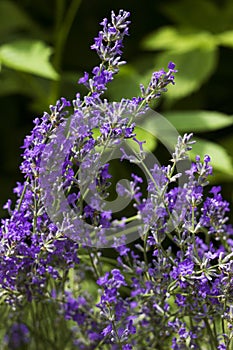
[{"x1": 0, "y1": 0, "x2": 233, "y2": 221}]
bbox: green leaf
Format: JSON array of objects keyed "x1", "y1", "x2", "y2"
[
  {"x1": 0, "y1": 68, "x2": 51, "y2": 103},
  {"x1": 153, "y1": 47, "x2": 218, "y2": 100},
  {"x1": 164, "y1": 110, "x2": 233, "y2": 132},
  {"x1": 137, "y1": 113, "x2": 180, "y2": 151},
  {"x1": 0, "y1": 40, "x2": 58, "y2": 80},
  {"x1": 142, "y1": 27, "x2": 216, "y2": 52},
  {"x1": 216, "y1": 30, "x2": 233, "y2": 49},
  {"x1": 126, "y1": 126, "x2": 157, "y2": 152},
  {"x1": 81, "y1": 279, "x2": 98, "y2": 300},
  {"x1": 190, "y1": 137, "x2": 233, "y2": 176},
  {"x1": 0, "y1": 1, "x2": 32, "y2": 36},
  {"x1": 107, "y1": 65, "x2": 141, "y2": 100},
  {"x1": 92, "y1": 126, "x2": 157, "y2": 153},
  {"x1": 218, "y1": 134, "x2": 233, "y2": 159},
  {"x1": 0, "y1": 69, "x2": 31, "y2": 96},
  {"x1": 161, "y1": 0, "x2": 228, "y2": 33}
]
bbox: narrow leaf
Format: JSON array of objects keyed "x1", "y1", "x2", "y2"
[
  {"x1": 164, "y1": 111, "x2": 233, "y2": 132},
  {"x1": 216, "y1": 31, "x2": 233, "y2": 48},
  {"x1": 0, "y1": 1, "x2": 32, "y2": 36},
  {"x1": 142, "y1": 27, "x2": 216, "y2": 52}
]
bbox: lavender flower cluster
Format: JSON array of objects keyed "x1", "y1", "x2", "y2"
[{"x1": 0, "y1": 10, "x2": 232, "y2": 350}]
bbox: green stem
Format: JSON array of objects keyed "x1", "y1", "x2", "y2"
[
  {"x1": 143, "y1": 230, "x2": 149, "y2": 265},
  {"x1": 55, "y1": 0, "x2": 66, "y2": 37},
  {"x1": 204, "y1": 317, "x2": 218, "y2": 349},
  {"x1": 54, "y1": 0, "x2": 82, "y2": 70},
  {"x1": 109, "y1": 307, "x2": 123, "y2": 349},
  {"x1": 17, "y1": 177, "x2": 29, "y2": 211},
  {"x1": 50, "y1": 0, "x2": 82, "y2": 102},
  {"x1": 32, "y1": 180, "x2": 39, "y2": 234},
  {"x1": 87, "y1": 248, "x2": 100, "y2": 279},
  {"x1": 190, "y1": 205, "x2": 200, "y2": 260}
]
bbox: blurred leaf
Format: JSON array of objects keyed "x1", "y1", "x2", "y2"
[
  {"x1": 222, "y1": 1, "x2": 233, "y2": 29},
  {"x1": 191, "y1": 137, "x2": 233, "y2": 176},
  {"x1": 107, "y1": 65, "x2": 141, "y2": 100},
  {"x1": 138, "y1": 114, "x2": 233, "y2": 177},
  {"x1": 0, "y1": 40, "x2": 58, "y2": 80},
  {"x1": 142, "y1": 27, "x2": 216, "y2": 52},
  {"x1": 217, "y1": 134, "x2": 233, "y2": 181},
  {"x1": 0, "y1": 69, "x2": 31, "y2": 96},
  {"x1": 0, "y1": 69, "x2": 50, "y2": 103},
  {"x1": 131, "y1": 114, "x2": 233, "y2": 178},
  {"x1": 153, "y1": 47, "x2": 218, "y2": 100},
  {"x1": 209, "y1": 171, "x2": 233, "y2": 183},
  {"x1": 137, "y1": 112, "x2": 180, "y2": 153},
  {"x1": 92, "y1": 126, "x2": 157, "y2": 154},
  {"x1": 164, "y1": 110, "x2": 233, "y2": 132},
  {"x1": 127, "y1": 126, "x2": 157, "y2": 152},
  {"x1": 216, "y1": 31, "x2": 233, "y2": 48},
  {"x1": 0, "y1": 1, "x2": 32, "y2": 36},
  {"x1": 161, "y1": 0, "x2": 228, "y2": 33},
  {"x1": 219, "y1": 134, "x2": 233, "y2": 158},
  {"x1": 60, "y1": 70, "x2": 82, "y2": 99},
  {"x1": 81, "y1": 279, "x2": 98, "y2": 300}
]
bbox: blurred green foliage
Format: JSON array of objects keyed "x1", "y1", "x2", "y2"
[{"x1": 0, "y1": 0, "x2": 232, "y2": 220}]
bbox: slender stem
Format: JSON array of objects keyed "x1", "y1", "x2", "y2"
[
  {"x1": 54, "y1": 0, "x2": 82, "y2": 70},
  {"x1": 212, "y1": 318, "x2": 217, "y2": 340},
  {"x1": 190, "y1": 205, "x2": 200, "y2": 260},
  {"x1": 227, "y1": 336, "x2": 233, "y2": 350},
  {"x1": 108, "y1": 307, "x2": 123, "y2": 349},
  {"x1": 204, "y1": 317, "x2": 218, "y2": 349},
  {"x1": 143, "y1": 230, "x2": 149, "y2": 264},
  {"x1": 17, "y1": 177, "x2": 29, "y2": 211},
  {"x1": 50, "y1": 0, "x2": 82, "y2": 102},
  {"x1": 55, "y1": 0, "x2": 65, "y2": 38},
  {"x1": 33, "y1": 190, "x2": 38, "y2": 233},
  {"x1": 87, "y1": 247, "x2": 100, "y2": 279}
]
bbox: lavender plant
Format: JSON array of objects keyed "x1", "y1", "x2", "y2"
[{"x1": 0, "y1": 9, "x2": 233, "y2": 350}]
